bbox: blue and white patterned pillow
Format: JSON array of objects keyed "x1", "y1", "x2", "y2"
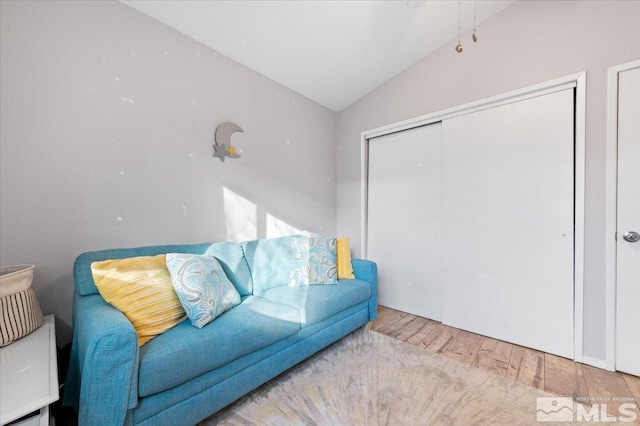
[
  {"x1": 289, "y1": 234, "x2": 337, "y2": 287},
  {"x1": 165, "y1": 253, "x2": 241, "y2": 328}
]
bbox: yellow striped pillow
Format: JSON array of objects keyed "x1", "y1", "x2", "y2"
[
  {"x1": 336, "y1": 237, "x2": 355, "y2": 280},
  {"x1": 91, "y1": 255, "x2": 186, "y2": 346}
]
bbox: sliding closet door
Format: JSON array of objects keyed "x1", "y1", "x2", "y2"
[
  {"x1": 368, "y1": 123, "x2": 442, "y2": 320},
  {"x1": 441, "y1": 89, "x2": 575, "y2": 358}
]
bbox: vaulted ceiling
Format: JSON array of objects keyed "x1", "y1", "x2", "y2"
[{"x1": 121, "y1": 1, "x2": 514, "y2": 112}]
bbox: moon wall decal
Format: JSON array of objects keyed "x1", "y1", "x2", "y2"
[{"x1": 213, "y1": 122, "x2": 243, "y2": 162}]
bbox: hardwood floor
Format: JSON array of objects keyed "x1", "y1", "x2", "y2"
[{"x1": 371, "y1": 306, "x2": 640, "y2": 410}]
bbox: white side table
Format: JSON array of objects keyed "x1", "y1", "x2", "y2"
[{"x1": 0, "y1": 315, "x2": 59, "y2": 426}]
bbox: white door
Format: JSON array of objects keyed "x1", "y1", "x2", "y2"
[
  {"x1": 441, "y1": 89, "x2": 575, "y2": 358},
  {"x1": 616, "y1": 65, "x2": 640, "y2": 376},
  {"x1": 368, "y1": 123, "x2": 442, "y2": 320}
]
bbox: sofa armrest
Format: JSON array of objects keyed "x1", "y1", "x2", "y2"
[
  {"x1": 64, "y1": 292, "x2": 139, "y2": 426},
  {"x1": 351, "y1": 258, "x2": 378, "y2": 321}
]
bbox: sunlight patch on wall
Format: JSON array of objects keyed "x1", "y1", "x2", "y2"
[
  {"x1": 223, "y1": 187, "x2": 257, "y2": 242},
  {"x1": 266, "y1": 212, "x2": 300, "y2": 239}
]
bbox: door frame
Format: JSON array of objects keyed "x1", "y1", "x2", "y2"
[
  {"x1": 605, "y1": 59, "x2": 640, "y2": 371},
  {"x1": 361, "y1": 71, "x2": 586, "y2": 362}
]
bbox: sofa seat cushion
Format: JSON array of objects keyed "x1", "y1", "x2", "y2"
[
  {"x1": 137, "y1": 296, "x2": 300, "y2": 397},
  {"x1": 255, "y1": 279, "x2": 371, "y2": 326}
]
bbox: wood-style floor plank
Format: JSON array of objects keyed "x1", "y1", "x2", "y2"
[
  {"x1": 442, "y1": 329, "x2": 484, "y2": 366},
  {"x1": 370, "y1": 306, "x2": 401, "y2": 332},
  {"x1": 543, "y1": 353, "x2": 589, "y2": 401},
  {"x1": 473, "y1": 337, "x2": 513, "y2": 377},
  {"x1": 582, "y1": 364, "x2": 636, "y2": 414},
  {"x1": 404, "y1": 317, "x2": 440, "y2": 347},
  {"x1": 506, "y1": 345, "x2": 545, "y2": 390},
  {"x1": 622, "y1": 373, "x2": 640, "y2": 404},
  {"x1": 420, "y1": 324, "x2": 459, "y2": 354},
  {"x1": 395, "y1": 315, "x2": 433, "y2": 342},
  {"x1": 384, "y1": 313, "x2": 424, "y2": 339},
  {"x1": 371, "y1": 308, "x2": 409, "y2": 334},
  {"x1": 373, "y1": 305, "x2": 640, "y2": 412},
  {"x1": 372, "y1": 306, "x2": 440, "y2": 348}
]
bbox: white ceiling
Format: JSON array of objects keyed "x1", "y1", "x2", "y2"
[{"x1": 121, "y1": 1, "x2": 514, "y2": 112}]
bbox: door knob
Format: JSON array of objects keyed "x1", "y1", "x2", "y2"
[{"x1": 623, "y1": 231, "x2": 640, "y2": 243}]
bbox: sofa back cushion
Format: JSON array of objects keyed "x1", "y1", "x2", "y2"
[
  {"x1": 241, "y1": 236, "x2": 294, "y2": 294},
  {"x1": 241, "y1": 234, "x2": 337, "y2": 294},
  {"x1": 74, "y1": 242, "x2": 252, "y2": 297},
  {"x1": 202, "y1": 242, "x2": 253, "y2": 296}
]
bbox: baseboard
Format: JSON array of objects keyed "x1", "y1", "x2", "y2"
[{"x1": 581, "y1": 356, "x2": 612, "y2": 371}]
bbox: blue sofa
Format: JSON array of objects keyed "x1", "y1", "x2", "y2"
[{"x1": 63, "y1": 237, "x2": 378, "y2": 425}]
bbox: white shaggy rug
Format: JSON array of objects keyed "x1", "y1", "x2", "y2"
[{"x1": 201, "y1": 328, "x2": 570, "y2": 425}]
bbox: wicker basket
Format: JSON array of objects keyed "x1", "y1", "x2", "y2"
[{"x1": 0, "y1": 265, "x2": 44, "y2": 347}]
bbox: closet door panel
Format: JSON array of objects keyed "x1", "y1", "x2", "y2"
[
  {"x1": 441, "y1": 89, "x2": 574, "y2": 358},
  {"x1": 368, "y1": 123, "x2": 442, "y2": 320},
  {"x1": 616, "y1": 66, "x2": 640, "y2": 376}
]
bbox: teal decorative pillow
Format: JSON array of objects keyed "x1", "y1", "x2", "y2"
[
  {"x1": 165, "y1": 253, "x2": 241, "y2": 329},
  {"x1": 289, "y1": 234, "x2": 338, "y2": 287}
]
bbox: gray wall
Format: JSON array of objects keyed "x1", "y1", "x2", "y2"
[
  {"x1": 1, "y1": 1, "x2": 336, "y2": 344},
  {"x1": 3, "y1": 0, "x2": 638, "y2": 362},
  {"x1": 336, "y1": 0, "x2": 640, "y2": 362}
]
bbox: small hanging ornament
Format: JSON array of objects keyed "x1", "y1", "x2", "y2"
[
  {"x1": 455, "y1": 1, "x2": 463, "y2": 53},
  {"x1": 472, "y1": 0, "x2": 478, "y2": 42}
]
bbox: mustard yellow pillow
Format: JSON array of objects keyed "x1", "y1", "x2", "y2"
[
  {"x1": 91, "y1": 255, "x2": 186, "y2": 346},
  {"x1": 336, "y1": 237, "x2": 356, "y2": 280}
]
